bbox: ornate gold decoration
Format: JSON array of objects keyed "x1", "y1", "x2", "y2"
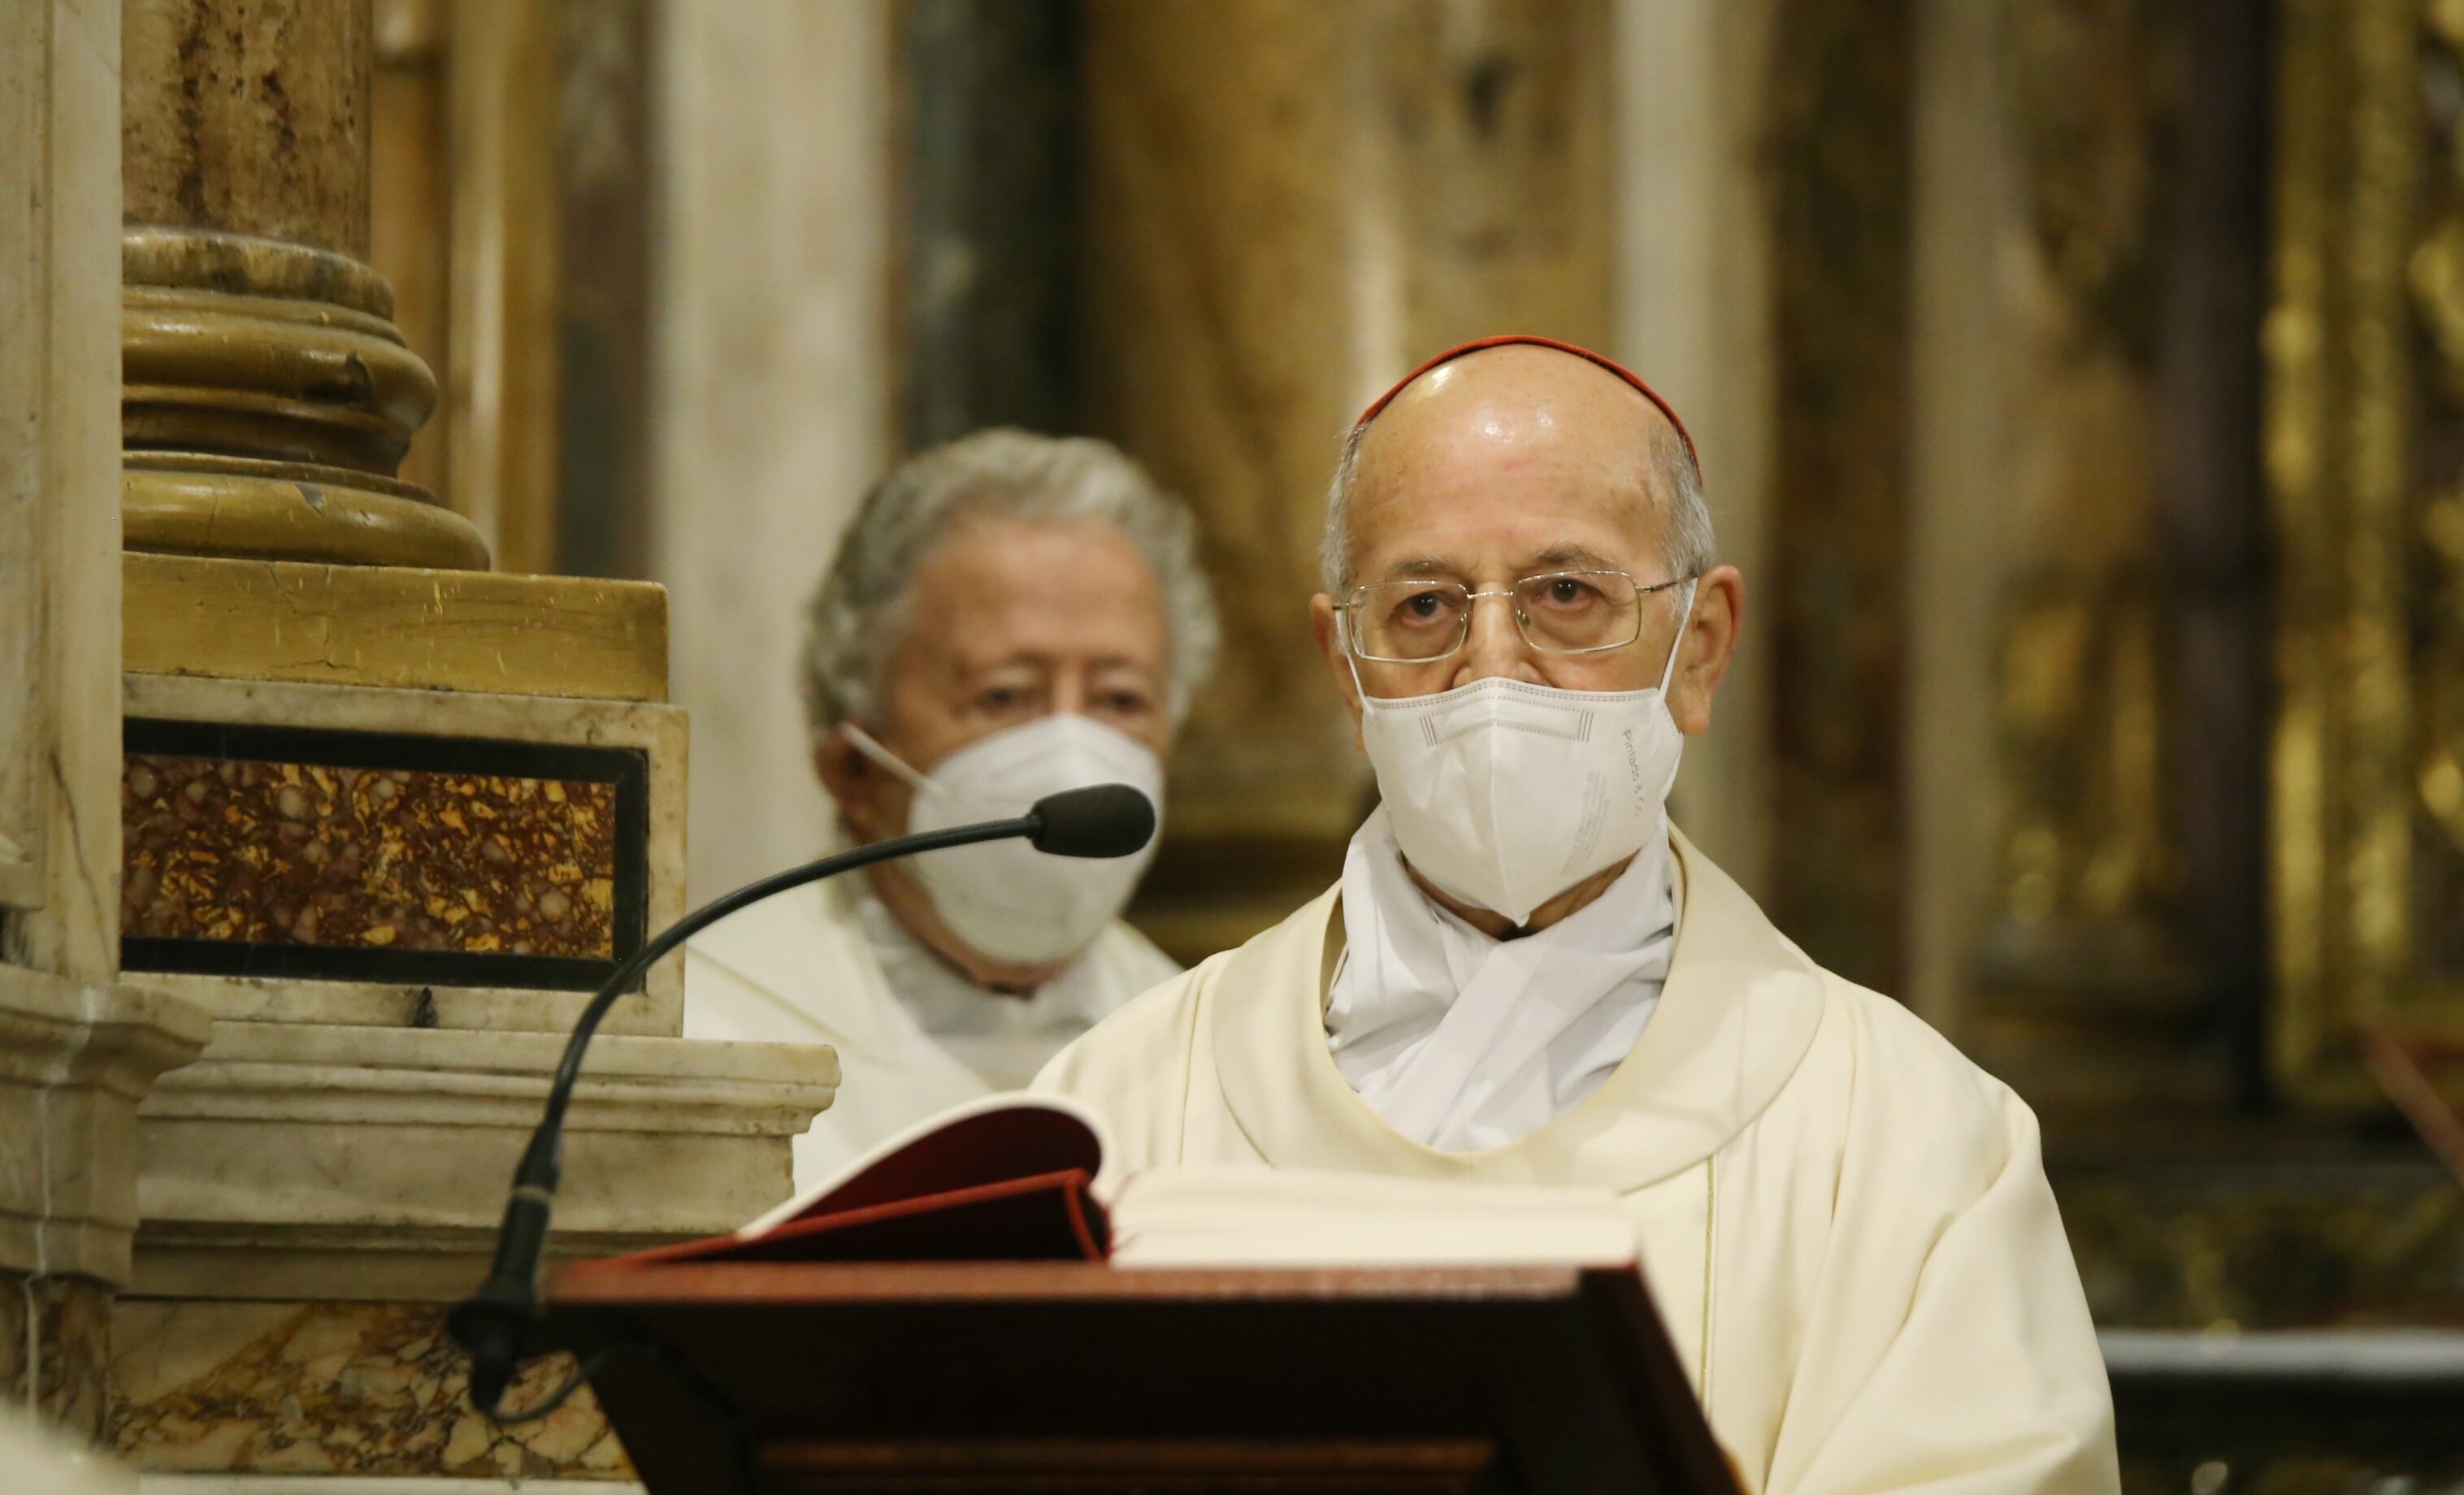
[
  {"x1": 1989, "y1": 577, "x2": 2182, "y2": 943},
  {"x1": 1965, "y1": 0, "x2": 2215, "y2": 1114},
  {"x1": 2267, "y1": 0, "x2": 2464, "y2": 1105}
]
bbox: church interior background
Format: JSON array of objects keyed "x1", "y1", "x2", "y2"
[{"x1": 4, "y1": 0, "x2": 2462, "y2": 1490}]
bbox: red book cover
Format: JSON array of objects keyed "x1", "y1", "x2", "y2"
[{"x1": 562, "y1": 1094, "x2": 1112, "y2": 1275}]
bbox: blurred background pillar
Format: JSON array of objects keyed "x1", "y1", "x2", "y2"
[
  {"x1": 1759, "y1": 0, "x2": 1918, "y2": 999},
  {"x1": 1913, "y1": 0, "x2": 2268, "y2": 1123},
  {"x1": 653, "y1": 0, "x2": 894, "y2": 901},
  {"x1": 1612, "y1": 0, "x2": 1781, "y2": 905},
  {"x1": 1078, "y1": 0, "x2": 1615, "y2": 956}
]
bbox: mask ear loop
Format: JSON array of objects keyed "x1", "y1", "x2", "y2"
[
  {"x1": 1654, "y1": 579, "x2": 1699, "y2": 697},
  {"x1": 839, "y1": 723, "x2": 948, "y2": 800}
]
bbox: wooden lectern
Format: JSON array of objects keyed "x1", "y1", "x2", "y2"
[{"x1": 549, "y1": 1260, "x2": 1737, "y2": 1495}]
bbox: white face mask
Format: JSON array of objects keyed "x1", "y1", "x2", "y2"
[
  {"x1": 1353, "y1": 587, "x2": 1692, "y2": 925},
  {"x1": 844, "y1": 714, "x2": 1166, "y2": 966}
]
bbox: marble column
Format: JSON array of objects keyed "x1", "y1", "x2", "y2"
[
  {"x1": 1080, "y1": 0, "x2": 1614, "y2": 958},
  {"x1": 2, "y1": 0, "x2": 216, "y2": 1445},
  {"x1": 119, "y1": 0, "x2": 485, "y2": 572}
]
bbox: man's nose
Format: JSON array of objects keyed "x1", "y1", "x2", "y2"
[{"x1": 1450, "y1": 592, "x2": 1542, "y2": 688}]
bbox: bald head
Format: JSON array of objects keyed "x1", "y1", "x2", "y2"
[{"x1": 1319, "y1": 343, "x2": 1711, "y2": 595}]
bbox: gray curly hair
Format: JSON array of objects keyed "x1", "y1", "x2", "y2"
[
  {"x1": 800, "y1": 429, "x2": 1220, "y2": 741},
  {"x1": 1317, "y1": 399, "x2": 1714, "y2": 595}
]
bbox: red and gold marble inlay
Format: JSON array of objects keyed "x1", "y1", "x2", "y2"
[{"x1": 123, "y1": 755, "x2": 618, "y2": 959}]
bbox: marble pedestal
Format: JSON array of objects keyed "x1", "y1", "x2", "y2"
[
  {"x1": 106, "y1": 585, "x2": 839, "y2": 1485},
  {"x1": 1, "y1": 968, "x2": 212, "y2": 1443},
  {"x1": 111, "y1": 1017, "x2": 831, "y2": 1483}
]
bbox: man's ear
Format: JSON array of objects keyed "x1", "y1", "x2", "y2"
[
  {"x1": 1671, "y1": 565, "x2": 1743, "y2": 735},
  {"x1": 1311, "y1": 593, "x2": 1366, "y2": 746},
  {"x1": 814, "y1": 732, "x2": 883, "y2": 840}
]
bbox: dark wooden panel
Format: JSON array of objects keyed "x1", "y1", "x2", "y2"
[{"x1": 549, "y1": 1263, "x2": 1731, "y2": 1495}]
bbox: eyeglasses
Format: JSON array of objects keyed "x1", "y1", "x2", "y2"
[{"x1": 1334, "y1": 570, "x2": 1693, "y2": 664}]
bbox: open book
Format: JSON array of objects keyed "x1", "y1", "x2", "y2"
[{"x1": 566, "y1": 1091, "x2": 1639, "y2": 1275}]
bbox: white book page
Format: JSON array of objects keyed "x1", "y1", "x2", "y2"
[{"x1": 1105, "y1": 1166, "x2": 1639, "y2": 1269}]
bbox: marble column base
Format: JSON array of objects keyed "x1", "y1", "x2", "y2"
[
  {"x1": 132, "y1": 1018, "x2": 837, "y2": 1302},
  {"x1": 111, "y1": 1016, "x2": 835, "y2": 1480},
  {"x1": 2, "y1": 1272, "x2": 115, "y2": 1442},
  {"x1": 118, "y1": 675, "x2": 690, "y2": 1018},
  {"x1": 1, "y1": 966, "x2": 214, "y2": 1442}
]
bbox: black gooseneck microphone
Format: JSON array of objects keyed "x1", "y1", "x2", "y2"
[{"x1": 447, "y1": 782, "x2": 1157, "y2": 1416}]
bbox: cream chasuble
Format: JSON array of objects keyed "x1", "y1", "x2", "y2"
[{"x1": 1035, "y1": 828, "x2": 2118, "y2": 1495}]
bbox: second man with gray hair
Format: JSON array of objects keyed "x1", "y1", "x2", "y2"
[{"x1": 684, "y1": 429, "x2": 1218, "y2": 1181}]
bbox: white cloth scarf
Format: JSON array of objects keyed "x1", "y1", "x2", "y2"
[
  {"x1": 1323, "y1": 804, "x2": 1678, "y2": 1151},
  {"x1": 851, "y1": 878, "x2": 1120, "y2": 1092}
]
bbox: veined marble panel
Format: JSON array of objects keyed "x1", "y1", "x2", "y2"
[
  {"x1": 119, "y1": 676, "x2": 688, "y2": 1025},
  {"x1": 124, "y1": 754, "x2": 621, "y2": 961},
  {"x1": 110, "y1": 1302, "x2": 632, "y2": 1480}
]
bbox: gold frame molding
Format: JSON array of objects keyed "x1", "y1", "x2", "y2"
[{"x1": 2267, "y1": 0, "x2": 2464, "y2": 1104}]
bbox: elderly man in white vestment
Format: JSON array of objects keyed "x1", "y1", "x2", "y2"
[
  {"x1": 687, "y1": 430, "x2": 1217, "y2": 1182},
  {"x1": 1037, "y1": 337, "x2": 2119, "y2": 1494}
]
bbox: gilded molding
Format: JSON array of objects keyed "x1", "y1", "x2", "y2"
[{"x1": 2267, "y1": 0, "x2": 2464, "y2": 1103}]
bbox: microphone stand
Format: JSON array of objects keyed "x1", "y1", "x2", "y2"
[{"x1": 447, "y1": 813, "x2": 1039, "y2": 1418}]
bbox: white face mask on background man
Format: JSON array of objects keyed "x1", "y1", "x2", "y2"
[
  {"x1": 1353, "y1": 585, "x2": 1694, "y2": 925},
  {"x1": 843, "y1": 713, "x2": 1166, "y2": 964}
]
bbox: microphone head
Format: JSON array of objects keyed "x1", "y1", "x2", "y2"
[{"x1": 1029, "y1": 784, "x2": 1157, "y2": 859}]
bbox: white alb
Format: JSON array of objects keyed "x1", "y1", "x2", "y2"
[{"x1": 1324, "y1": 806, "x2": 1676, "y2": 1150}]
